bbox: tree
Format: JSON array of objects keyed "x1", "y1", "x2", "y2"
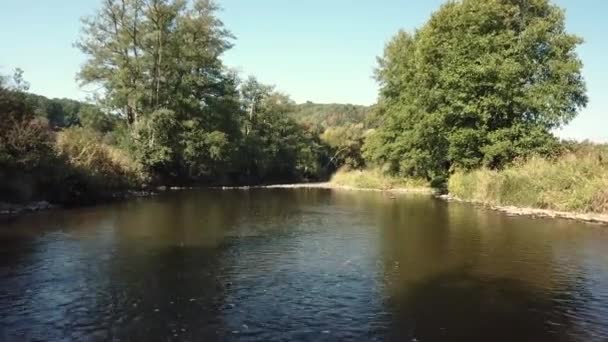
[
  {"x1": 77, "y1": 0, "x2": 234, "y2": 125},
  {"x1": 366, "y1": 0, "x2": 587, "y2": 179},
  {"x1": 78, "y1": 105, "x2": 118, "y2": 132},
  {"x1": 77, "y1": 0, "x2": 245, "y2": 182},
  {"x1": 289, "y1": 102, "x2": 373, "y2": 129},
  {"x1": 237, "y1": 77, "x2": 326, "y2": 181},
  {"x1": 131, "y1": 108, "x2": 181, "y2": 175},
  {"x1": 0, "y1": 69, "x2": 33, "y2": 133},
  {"x1": 321, "y1": 124, "x2": 366, "y2": 170}
]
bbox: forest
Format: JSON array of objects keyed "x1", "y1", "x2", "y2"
[{"x1": 1, "y1": 0, "x2": 606, "y2": 214}]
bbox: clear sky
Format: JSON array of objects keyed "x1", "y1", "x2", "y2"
[{"x1": 0, "y1": 0, "x2": 605, "y2": 141}]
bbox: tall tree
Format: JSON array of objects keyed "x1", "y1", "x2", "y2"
[
  {"x1": 77, "y1": 0, "x2": 233, "y2": 125},
  {"x1": 237, "y1": 77, "x2": 325, "y2": 181},
  {"x1": 366, "y1": 0, "x2": 587, "y2": 179}
]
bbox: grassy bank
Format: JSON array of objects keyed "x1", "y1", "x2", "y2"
[
  {"x1": 330, "y1": 168, "x2": 429, "y2": 191},
  {"x1": 1, "y1": 125, "x2": 148, "y2": 206},
  {"x1": 449, "y1": 151, "x2": 608, "y2": 214}
]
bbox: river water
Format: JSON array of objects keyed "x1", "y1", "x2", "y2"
[{"x1": 1, "y1": 189, "x2": 607, "y2": 341}]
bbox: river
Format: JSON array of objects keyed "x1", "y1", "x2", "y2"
[{"x1": 1, "y1": 189, "x2": 607, "y2": 341}]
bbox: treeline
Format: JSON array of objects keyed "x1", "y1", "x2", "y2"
[
  {"x1": 0, "y1": 73, "x2": 144, "y2": 204},
  {"x1": 0, "y1": 71, "x2": 336, "y2": 204},
  {"x1": 3, "y1": 0, "x2": 604, "y2": 213},
  {"x1": 1, "y1": 0, "x2": 377, "y2": 204},
  {"x1": 290, "y1": 102, "x2": 373, "y2": 129}
]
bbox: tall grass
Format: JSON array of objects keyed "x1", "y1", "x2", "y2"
[
  {"x1": 449, "y1": 149, "x2": 608, "y2": 214},
  {"x1": 56, "y1": 127, "x2": 148, "y2": 189},
  {"x1": 330, "y1": 168, "x2": 429, "y2": 191}
]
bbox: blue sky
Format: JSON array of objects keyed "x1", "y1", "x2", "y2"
[{"x1": 0, "y1": 0, "x2": 606, "y2": 141}]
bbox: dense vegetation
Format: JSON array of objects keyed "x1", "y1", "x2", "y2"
[
  {"x1": 0, "y1": 71, "x2": 142, "y2": 204},
  {"x1": 328, "y1": 0, "x2": 607, "y2": 214},
  {"x1": 2, "y1": 0, "x2": 606, "y2": 216},
  {"x1": 1, "y1": 0, "x2": 378, "y2": 204},
  {"x1": 290, "y1": 102, "x2": 373, "y2": 129}
]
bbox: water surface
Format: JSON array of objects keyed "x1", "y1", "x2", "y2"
[{"x1": 1, "y1": 189, "x2": 607, "y2": 341}]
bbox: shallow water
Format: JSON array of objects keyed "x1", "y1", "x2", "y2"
[{"x1": 1, "y1": 189, "x2": 608, "y2": 341}]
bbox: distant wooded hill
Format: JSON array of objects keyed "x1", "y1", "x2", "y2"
[
  {"x1": 23, "y1": 93, "x2": 118, "y2": 132},
  {"x1": 290, "y1": 102, "x2": 373, "y2": 129},
  {"x1": 26, "y1": 94, "x2": 373, "y2": 132}
]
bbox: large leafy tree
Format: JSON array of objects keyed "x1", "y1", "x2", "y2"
[
  {"x1": 77, "y1": 0, "x2": 245, "y2": 181},
  {"x1": 366, "y1": 0, "x2": 587, "y2": 179},
  {"x1": 77, "y1": 0, "x2": 234, "y2": 125}
]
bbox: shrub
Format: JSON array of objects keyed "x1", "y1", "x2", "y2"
[
  {"x1": 0, "y1": 119, "x2": 57, "y2": 203},
  {"x1": 56, "y1": 127, "x2": 147, "y2": 190},
  {"x1": 0, "y1": 117, "x2": 55, "y2": 170}
]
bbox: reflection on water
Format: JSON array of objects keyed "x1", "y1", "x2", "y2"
[{"x1": 1, "y1": 189, "x2": 608, "y2": 341}]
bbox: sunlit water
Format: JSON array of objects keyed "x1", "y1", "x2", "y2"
[{"x1": 1, "y1": 189, "x2": 608, "y2": 341}]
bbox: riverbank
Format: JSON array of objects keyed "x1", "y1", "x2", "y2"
[
  {"x1": 223, "y1": 164, "x2": 608, "y2": 225},
  {"x1": 0, "y1": 190, "x2": 158, "y2": 218},
  {"x1": 328, "y1": 168, "x2": 431, "y2": 193},
  {"x1": 5, "y1": 171, "x2": 608, "y2": 225},
  {"x1": 222, "y1": 182, "x2": 433, "y2": 194},
  {"x1": 439, "y1": 194, "x2": 608, "y2": 225},
  {"x1": 222, "y1": 182, "x2": 608, "y2": 225},
  {"x1": 447, "y1": 151, "x2": 608, "y2": 224},
  {"x1": 0, "y1": 201, "x2": 57, "y2": 216}
]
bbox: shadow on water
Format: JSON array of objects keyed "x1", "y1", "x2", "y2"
[{"x1": 384, "y1": 270, "x2": 579, "y2": 342}]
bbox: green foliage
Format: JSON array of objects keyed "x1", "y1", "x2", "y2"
[
  {"x1": 449, "y1": 149, "x2": 608, "y2": 214},
  {"x1": 76, "y1": 0, "x2": 330, "y2": 184},
  {"x1": 0, "y1": 73, "x2": 34, "y2": 132},
  {"x1": 0, "y1": 118, "x2": 55, "y2": 171},
  {"x1": 290, "y1": 102, "x2": 373, "y2": 130},
  {"x1": 26, "y1": 94, "x2": 84, "y2": 128},
  {"x1": 77, "y1": 0, "x2": 234, "y2": 125},
  {"x1": 181, "y1": 122, "x2": 233, "y2": 178},
  {"x1": 237, "y1": 78, "x2": 327, "y2": 182},
  {"x1": 481, "y1": 124, "x2": 561, "y2": 168},
  {"x1": 0, "y1": 73, "x2": 119, "y2": 132},
  {"x1": 77, "y1": 105, "x2": 118, "y2": 132},
  {"x1": 131, "y1": 108, "x2": 181, "y2": 173},
  {"x1": 0, "y1": 74, "x2": 147, "y2": 204},
  {"x1": 321, "y1": 123, "x2": 367, "y2": 169},
  {"x1": 0, "y1": 70, "x2": 55, "y2": 171},
  {"x1": 2, "y1": 0, "x2": 594, "y2": 206},
  {"x1": 366, "y1": 0, "x2": 587, "y2": 179}
]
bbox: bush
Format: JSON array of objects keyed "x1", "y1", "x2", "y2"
[
  {"x1": 0, "y1": 117, "x2": 62, "y2": 203},
  {"x1": 56, "y1": 127, "x2": 147, "y2": 190},
  {"x1": 0, "y1": 117, "x2": 55, "y2": 170}
]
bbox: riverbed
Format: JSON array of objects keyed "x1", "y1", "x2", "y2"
[{"x1": 1, "y1": 188, "x2": 607, "y2": 341}]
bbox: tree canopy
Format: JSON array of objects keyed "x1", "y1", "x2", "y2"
[{"x1": 75, "y1": 0, "x2": 329, "y2": 183}]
